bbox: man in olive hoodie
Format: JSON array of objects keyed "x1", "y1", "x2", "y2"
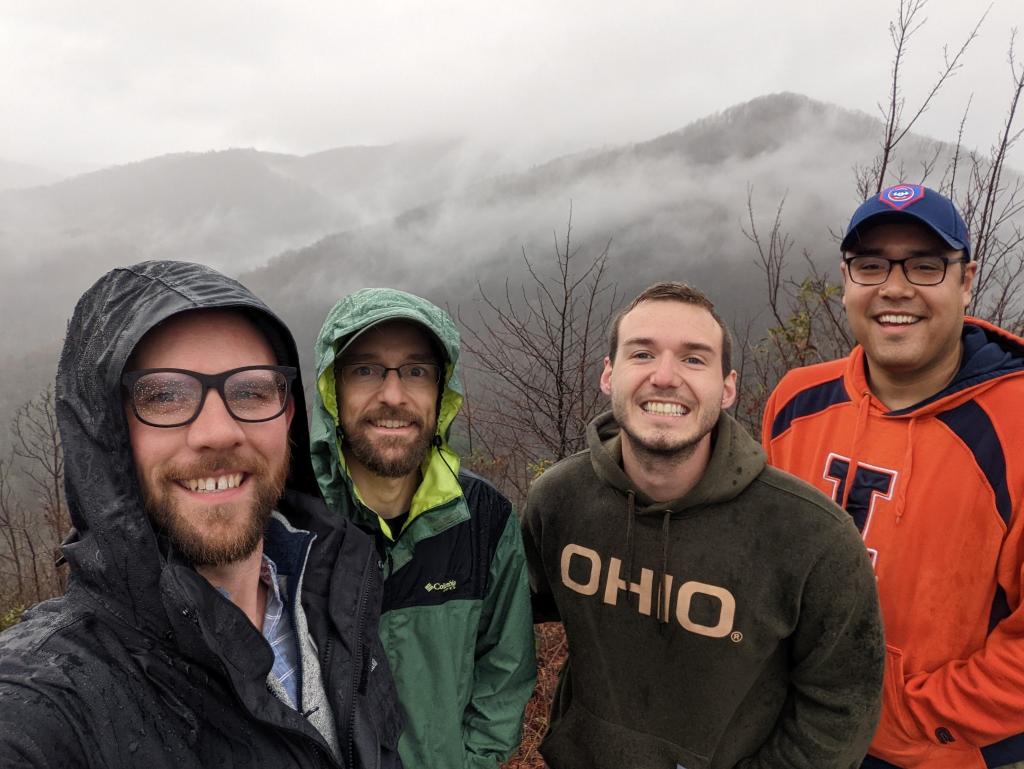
[
  {"x1": 522, "y1": 282, "x2": 885, "y2": 769},
  {"x1": 310, "y1": 288, "x2": 536, "y2": 769}
]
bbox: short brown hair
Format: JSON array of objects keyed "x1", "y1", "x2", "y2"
[{"x1": 608, "y1": 282, "x2": 732, "y2": 373}]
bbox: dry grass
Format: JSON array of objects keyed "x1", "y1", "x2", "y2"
[{"x1": 502, "y1": 623, "x2": 567, "y2": 769}]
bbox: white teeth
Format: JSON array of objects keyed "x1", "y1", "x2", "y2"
[
  {"x1": 878, "y1": 314, "x2": 919, "y2": 325},
  {"x1": 184, "y1": 473, "x2": 243, "y2": 493},
  {"x1": 642, "y1": 402, "x2": 688, "y2": 416},
  {"x1": 375, "y1": 420, "x2": 410, "y2": 429}
]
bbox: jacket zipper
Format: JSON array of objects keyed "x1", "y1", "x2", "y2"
[{"x1": 348, "y1": 546, "x2": 375, "y2": 769}]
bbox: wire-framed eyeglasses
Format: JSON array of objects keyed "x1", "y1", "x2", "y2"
[
  {"x1": 843, "y1": 255, "x2": 969, "y2": 286},
  {"x1": 338, "y1": 362, "x2": 441, "y2": 390},
  {"x1": 122, "y1": 365, "x2": 296, "y2": 428}
]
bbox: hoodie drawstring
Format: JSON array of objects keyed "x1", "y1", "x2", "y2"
[
  {"x1": 894, "y1": 418, "x2": 915, "y2": 524},
  {"x1": 841, "y1": 391, "x2": 872, "y2": 510},
  {"x1": 624, "y1": 491, "x2": 636, "y2": 587},
  {"x1": 657, "y1": 511, "x2": 671, "y2": 626}
]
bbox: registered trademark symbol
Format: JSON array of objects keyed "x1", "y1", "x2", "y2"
[{"x1": 730, "y1": 631, "x2": 743, "y2": 643}]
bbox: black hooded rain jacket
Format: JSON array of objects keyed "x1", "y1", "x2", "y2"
[{"x1": 0, "y1": 261, "x2": 403, "y2": 769}]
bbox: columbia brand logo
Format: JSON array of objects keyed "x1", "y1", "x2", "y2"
[{"x1": 424, "y1": 579, "x2": 457, "y2": 592}]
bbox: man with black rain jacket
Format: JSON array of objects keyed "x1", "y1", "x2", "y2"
[{"x1": 0, "y1": 261, "x2": 402, "y2": 769}]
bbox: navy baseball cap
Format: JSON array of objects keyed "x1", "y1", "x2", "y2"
[{"x1": 841, "y1": 184, "x2": 971, "y2": 259}]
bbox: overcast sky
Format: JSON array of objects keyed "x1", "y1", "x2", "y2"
[{"x1": 3, "y1": 0, "x2": 1022, "y2": 173}]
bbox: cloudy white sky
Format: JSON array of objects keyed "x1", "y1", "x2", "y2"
[{"x1": 3, "y1": 0, "x2": 1022, "y2": 173}]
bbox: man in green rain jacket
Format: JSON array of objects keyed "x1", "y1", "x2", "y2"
[{"x1": 310, "y1": 288, "x2": 536, "y2": 769}]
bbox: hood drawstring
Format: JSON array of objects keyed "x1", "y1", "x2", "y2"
[
  {"x1": 624, "y1": 491, "x2": 636, "y2": 587},
  {"x1": 841, "y1": 391, "x2": 872, "y2": 510},
  {"x1": 656, "y1": 511, "x2": 672, "y2": 626},
  {"x1": 434, "y1": 434, "x2": 458, "y2": 483},
  {"x1": 894, "y1": 418, "x2": 916, "y2": 524}
]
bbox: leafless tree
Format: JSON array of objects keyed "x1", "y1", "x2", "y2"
[
  {"x1": 459, "y1": 205, "x2": 619, "y2": 505},
  {"x1": 10, "y1": 386, "x2": 67, "y2": 593},
  {"x1": 738, "y1": 5, "x2": 1024, "y2": 433}
]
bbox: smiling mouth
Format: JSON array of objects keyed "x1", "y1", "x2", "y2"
[
  {"x1": 642, "y1": 401, "x2": 690, "y2": 417},
  {"x1": 372, "y1": 419, "x2": 416, "y2": 429},
  {"x1": 177, "y1": 473, "x2": 246, "y2": 493},
  {"x1": 876, "y1": 313, "x2": 921, "y2": 326}
]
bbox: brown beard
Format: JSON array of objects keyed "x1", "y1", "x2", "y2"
[
  {"x1": 141, "y1": 445, "x2": 290, "y2": 567},
  {"x1": 342, "y1": 407, "x2": 436, "y2": 478}
]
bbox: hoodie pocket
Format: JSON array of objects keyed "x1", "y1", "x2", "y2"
[
  {"x1": 541, "y1": 699, "x2": 710, "y2": 769},
  {"x1": 882, "y1": 644, "x2": 920, "y2": 741}
]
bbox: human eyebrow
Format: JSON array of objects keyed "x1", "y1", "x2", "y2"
[{"x1": 621, "y1": 337, "x2": 657, "y2": 349}]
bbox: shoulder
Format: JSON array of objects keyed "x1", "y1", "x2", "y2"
[
  {"x1": 527, "y1": 450, "x2": 594, "y2": 503},
  {"x1": 750, "y1": 465, "x2": 854, "y2": 529},
  {"x1": 771, "y1": 358, "x2": 848, "y2": 403},
  {"x1": 459, "y1": 469, "x2": 513, "y2": 531},
  {"x1": 765, "y1": 358, "x2": 852, "y2": 440},
  {"x1": 0, "y1": 600, "x2": 123, "y2": 739},
  {"x1": 280, "y1": 488, "x2": 375, "y2": 551}
]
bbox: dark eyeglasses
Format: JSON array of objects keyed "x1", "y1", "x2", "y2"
[
  {"x1": 122, "y1": 366, "x2": 296, "y2": 427},
  {"x1": 843, "y1": 255, "x2": 969, "y2": 286},
  {"x1": 338, "y1": 362, "x2": 441, "y2": 390}
]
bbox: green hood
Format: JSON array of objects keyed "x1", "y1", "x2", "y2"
[{"x1": 310, "y1": 288, "x2": 465, "y2": 537}]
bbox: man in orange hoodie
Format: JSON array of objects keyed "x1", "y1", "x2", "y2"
[{"x1": 763, "y1": 184, "x2": 1024, "y2": 769}]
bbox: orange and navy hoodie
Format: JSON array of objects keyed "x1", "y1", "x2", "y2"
[{"x1": 763, "y1": 318, "x2": 1024, "y2": 769}]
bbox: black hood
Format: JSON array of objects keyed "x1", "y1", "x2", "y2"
[{"x1": 56, "y1": 260, "x2": 318, "y2": 639}]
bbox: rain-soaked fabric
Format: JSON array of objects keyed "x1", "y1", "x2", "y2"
[
  {"x1": 309, "y1": 288, "x2": 536, "y2": 769},
  {"x1": 0, "y1": 261, "x2": 402, "y2": 769}
]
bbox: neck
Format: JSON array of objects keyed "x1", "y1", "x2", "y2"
[
  {"x1": 345, "y1": 451, "x2": 420, "y2": 518},
  {"x1": 620, "y1": 434, "x2": 711, "y2": 503},
  {"x1": 196, "y1": 542, "x2": 267, "y2": 631},
  {"x1": 867, "y1": 341, "x2": 964, "y2": 411}
]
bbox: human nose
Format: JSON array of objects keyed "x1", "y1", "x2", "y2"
[
  {"x1": 186, "y1": 390, "x2": 246, "y2": 450},
  {"x1": 878, "y1": 262, "x2": 916, "y2": 298},
  {"x1": 376, "y1": 368, "x2": 408, "y2": 404},
  {"x1": 648, "y1": 354, "x2": 680, "y2": 388}
]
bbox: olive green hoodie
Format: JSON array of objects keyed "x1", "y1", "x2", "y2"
[
  {"x1": 310, "y1": 288, "x2": 536, "y2": 769},
  {"x1": 522, "y1": 410, "x2": 884, "y2": 769}
]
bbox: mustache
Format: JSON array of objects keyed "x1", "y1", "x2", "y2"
[
  {"x1": 163, "y1": 452, "x2": 263, "y2": 480},
  {"x1": 362, "y1": 407, "x2": 425, "y2": 426}
]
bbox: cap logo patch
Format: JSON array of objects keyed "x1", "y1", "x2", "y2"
[{"x1": 879, "y1": 184, "x2": 924, "y2": 210}]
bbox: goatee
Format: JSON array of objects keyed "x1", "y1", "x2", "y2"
[{"x1": 342, "y1": 408, "x2": 435, "y2": 478}]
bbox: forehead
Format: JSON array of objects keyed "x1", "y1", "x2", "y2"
[
  {"x1": 343, "y1": 320, "x2": 437, "y2": 359},
  {"x1": 128, "y1": 310, "x2": 276, "y2": 372},
  {"x1": 617, "y1": 299, "x2": 724, "y2": 353},
  {"x1": 847, "y1": 218, "x2": 951, "y2": 253}
]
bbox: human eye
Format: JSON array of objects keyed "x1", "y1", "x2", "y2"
[
  {"x1": 228, "y1": 373, "x2": 279, "y2": 404},
  {"x1": 683, "y1": 355, "x2": 706, "y2": 366},
  {"x1": 133, "y1": 374, "x2": 196, "y2": 415},
  {"x1": 402, "y1": 364, "x2": 431, "y2": 380},
  {"x1": 347, "y1": 364, "x2": 379, "y2": 380},
  {"x1": 629, "y1": 350, "x2": 654, "y2": 360},
  {"x1": 908, "y1": 258, "x2": 944, "y2": 275},
  {"x1": 853, "y1": 257, "x2": 887, "y2": 275}
]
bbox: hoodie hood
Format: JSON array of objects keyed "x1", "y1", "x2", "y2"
[
  {"x1": 845, "y1": 317, "x2": 1024, "y2": 417},
  {"x1": 310, "y1": 288, "x2": 464, "y2": 532},
  {"x1": 586, "y1": 409, "x2": 765, "y2": 514},
  {"x1": 57, "y1": 260, "x2": 317, "y2": 640}
]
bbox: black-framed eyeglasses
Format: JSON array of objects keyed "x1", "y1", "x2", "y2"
[
  {"x1": 122, "y1": 366, "x2": 297, "y2": 428},
  {"x1": 843, "y1": 255, "x2": 969, "y2": 286},
  {"x1": 338, "y1": 362, "x2": 441, "y2": 390}
]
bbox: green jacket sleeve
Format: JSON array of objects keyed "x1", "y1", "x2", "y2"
[
  {"x1": 462, "y1": 511, "x2": 537, "y2": 768},
  {"x1": 737, "y1": 524, "x2": 885, "y2": 769}
]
